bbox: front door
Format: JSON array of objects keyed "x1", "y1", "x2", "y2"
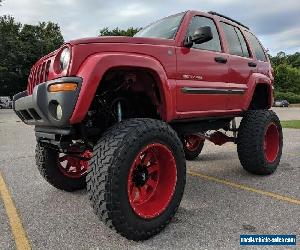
[{"x1": 176, "y1": 15, "x2": 229, "y2": 117}]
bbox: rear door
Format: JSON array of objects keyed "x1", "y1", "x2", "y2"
[
  {"x1": 176, "y1": 15, "x2": 229, "y2": 115},
  {"x1": 244, "y1": 31, "x2": 270, "y2": 79},
  {"x1": 220, "y1": 22, "x2": 255, "y2": 110}
]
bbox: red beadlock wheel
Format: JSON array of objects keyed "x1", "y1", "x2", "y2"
[
  {"x1": 58, "y1": 149, "x2": 92, "y2": 179},
  {"x1": 264, "y1": 123, "x2": 280, "y2": 163},
  {"x1": 36, "y1": 143, "x2": 92, "y2": 191},
  {"x1": 127, "y1": 143, "x2": 177, "y2": 218},
  {"x1": 182, "y1": 135, "x2": 205, "y2": 160},
  {"x1": 87, "y1": 118, "x2": 186, "y2": 241},
  {"x1": 184, "y1": 135, "x2": 203, "y2": 151},
  {"x1": 237, "y1": 110, "x2": 283, "y2": 175}
]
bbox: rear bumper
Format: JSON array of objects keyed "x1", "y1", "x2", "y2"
[{"x1": 13, "y1": 77, "x2": 82, "y2": 128}]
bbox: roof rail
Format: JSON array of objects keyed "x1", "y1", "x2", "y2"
[{"x1": 208, "y1": 11, "x2": 249, "y2": 30}]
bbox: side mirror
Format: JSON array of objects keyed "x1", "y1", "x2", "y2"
[{"x1": 184, "y1": 26, "x2": 213, "y2": 48}]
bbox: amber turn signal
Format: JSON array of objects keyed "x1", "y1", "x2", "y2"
[{"x1": 48, "y1": 83, "x2": 77, "y2": 92}]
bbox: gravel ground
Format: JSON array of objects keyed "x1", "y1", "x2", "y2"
[{"x1": 0, "y1": 109, "x2": 299, "y2": 250}]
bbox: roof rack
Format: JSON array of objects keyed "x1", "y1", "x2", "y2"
[{"x1": 208, "y1": 11, "x2": 249, "y2": 30}]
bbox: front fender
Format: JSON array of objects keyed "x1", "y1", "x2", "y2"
[
  {"x1": 70, "y1": 52, "x2": 174, "y2": 124},
  {"x1": 243, "y1": 73, "x2": 273, "y2": 110}
]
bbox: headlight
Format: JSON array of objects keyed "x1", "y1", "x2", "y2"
[{"x1": 59, "y1": 47, "x2": 70, "y2": 71}]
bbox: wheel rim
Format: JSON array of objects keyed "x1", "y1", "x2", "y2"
[
  {"x1": 264, "y1": 123, "x2": 280, "y2": 163},
  {"x1": 185, "y1": 135, "x2": 203, "y2": 151},
  {"x1": 127, "y1": 143, "x2": 177, "y2": 219},
  {"x1": 58, "y1": 148, "x2": 92, "y2": 178}
]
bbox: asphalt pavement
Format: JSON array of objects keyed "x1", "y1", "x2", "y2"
[{"x1": 0, "y1": 108, "x2": 299, "y2": 250}]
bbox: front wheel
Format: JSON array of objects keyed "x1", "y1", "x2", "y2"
[
  {"x1": 87, "y1": 118, "x2": 186, "y2": 241},
  {"x1": 237, "y1": 110, "x2": 283, "y2": 175}
]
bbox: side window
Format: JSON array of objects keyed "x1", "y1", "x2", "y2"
[
  {"x1": 235, "y1": 28, "x2": 250, "y2": 57},
  {"x1": 245, "y1": 31, "x2": 267, "y2": 61},
  {"x1": 187, "y1": 16, "x2": 221, "y2": 52},
  {"x1": 221, "y1": 22, "x2": 249, "y2": 57}
]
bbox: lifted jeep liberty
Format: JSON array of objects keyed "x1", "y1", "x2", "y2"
[{"x1": 13, "y1": 10, "x2": 283, "y2": 240}]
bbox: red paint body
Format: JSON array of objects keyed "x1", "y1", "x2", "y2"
[{"x1": 27, "y1": 10, "x2": 273, "y2": 124}]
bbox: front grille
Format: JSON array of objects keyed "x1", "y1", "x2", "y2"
[{"x1": 27, "y1": 59, "x2": 51, "y2": 95}]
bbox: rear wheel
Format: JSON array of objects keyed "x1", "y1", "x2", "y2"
[
  {"x1": 182, "y1": 135, "x2": 204, "y2": 160},
  {"x1": 87, "y1": 118, "x2": 186, "y2": 241},
  {"x1": 237, "y1": 110, "x2": 283, "y2": 175},
  {"x1": 36, "y1": 143, "x2": 92, "y2": 191}
]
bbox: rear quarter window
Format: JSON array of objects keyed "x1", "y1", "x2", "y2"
[{"x1": 245, "y1": 31, "x2": 267, "y2": 62}]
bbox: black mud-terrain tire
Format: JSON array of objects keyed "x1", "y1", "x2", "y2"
[
  {"x1": 237, "y1": 110, "x2": 283, "y2": 175},
  {"x1": 182, "y1": 137, "x2": 204, "y2": 161},
  {"x1": 35, "y1": 143, "x2": 86, "y2": 191},
  {"x1": 86, "y1": 118, "x2": 186, "y2": 241}
]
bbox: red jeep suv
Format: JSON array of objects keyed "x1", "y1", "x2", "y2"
[{"x1": 13, "y1": 10, "x2": 282, "y2": 240}]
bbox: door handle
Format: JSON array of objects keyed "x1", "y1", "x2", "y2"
[
  {"x1": 215, "y1": 57, "x2": 227, "y2": 64},
  {"x1": 248, "y1": 62, "x2": 257, "y2": 67}
]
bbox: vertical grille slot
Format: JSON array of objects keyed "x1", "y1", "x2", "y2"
[
  {"x1": 34, "y1": 67, "x2": 38, "y2": 84},
  {"x1": 41, "y1": 62, "x2": 46, "y2": 82},
  {"x1": 37, "y1": 65, "x2": 42, "y2": 83},
  {"x1": 45, "y1": 60, "x2": 51, "y2": 81}
]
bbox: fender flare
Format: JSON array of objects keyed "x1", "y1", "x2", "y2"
[
  {"x1": 244, "y1": 73, "x2": 273, "y2": 110},
  {"x1": 70, "y1": 53, "x2": 174, "y2": 124}
]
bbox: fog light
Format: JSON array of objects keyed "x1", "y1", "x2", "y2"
[{"x1": 56, "y1": 105, "x2": 63, "y2": 120}]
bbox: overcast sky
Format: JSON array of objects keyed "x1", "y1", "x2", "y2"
[{"x1": 1, "y1": 0, "x2": 299, "y2": 55}]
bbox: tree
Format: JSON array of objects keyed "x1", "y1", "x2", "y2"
[
  {"x1": 0, "y1": 16, "x2": 22, "y2": 96},
  {"x1": 270, "y1": 52, "x2": 300, "y2": 103},
  {"x1": 0, "y1": 16, "x2": 64, "y2": 96},
  {"x1": 99, "y1": 27, "x2": 141, "y2": 37},
  {"x1": 270, "y1": 51, "x2": 300, "y2": 68}
]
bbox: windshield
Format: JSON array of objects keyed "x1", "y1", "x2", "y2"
[{"x1": 134, "y1": 12, "x2": 185, "y2": 39}]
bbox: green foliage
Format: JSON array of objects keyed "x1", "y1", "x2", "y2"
[
  {"x1": 275, "y1": 91, "x2": 300, "y2": 104},
  {"x1": 99, "y1": 27, "x2": 141, "y2": 37},
  {"x1": 270, "y1": 52, "x2": 300, "y2": 103},
  {"x1": 273, "y1": 64, "x2": 300, "y2": 93},
  {"x1": 280, "y1": 120, "x2": 300, "y2": 129},
  {"x1": 0, "y1": 15, "x2": 64, "y2": 96},
  {"x1": 270, "y1": 51, "x2": 300, "y2": 68}
]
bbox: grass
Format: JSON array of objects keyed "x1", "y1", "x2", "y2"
[{"x1": 281, "y1": 120, "x2": 300, "y2": 129}]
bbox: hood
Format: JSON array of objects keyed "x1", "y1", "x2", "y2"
[{"x1": 68, "y1": 36, "x2": 175, "y2": 46}]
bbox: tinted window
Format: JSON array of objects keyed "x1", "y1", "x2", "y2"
[
  {"x1": 134, "y1": 13, "x2": 185, "y2": 39},
  {"x1": 221, "y1": 22, "x2": 249, "y2": 57},
  {"x1": 187, "y1": 16, "x2": 221, "y2": 52},
  {"x1": 235, "y1": 28, "x2": 250, "y2": 57},
  {"x1": 245, "y1": 31, "x2": 267, "y2": 61}
]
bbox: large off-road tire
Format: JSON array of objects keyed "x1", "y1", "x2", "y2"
[
  {"x1": 182, "y1": 135, "x2": 205, "y2": 160},
  {"x1": 237, "y1": 110, "x2": 283, "y2": 175},
  {"x1": 87, "y1": 118, "x2": 186, "y2": 241},
  {"x1": 35, "y1": 143, "x2": 91, "y2": 191}
]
